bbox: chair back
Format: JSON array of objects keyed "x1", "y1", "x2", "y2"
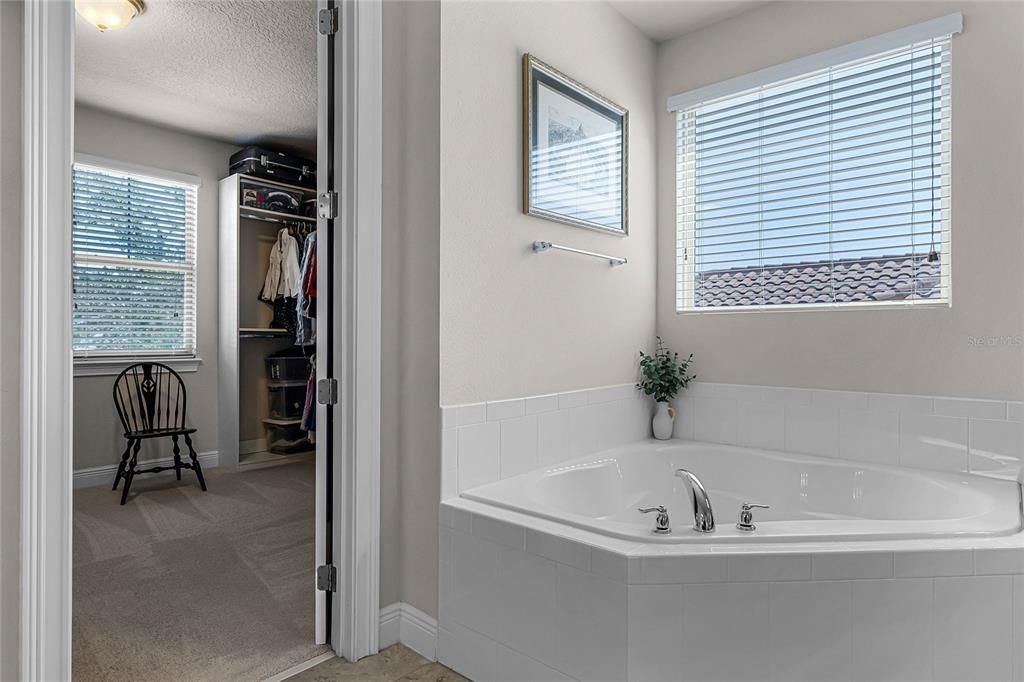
[{"x1": 112, "y1": 362, "x2": 188, "y2": 434}]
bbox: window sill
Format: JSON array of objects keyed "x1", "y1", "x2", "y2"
[
  {"x1": 73, "y1": 357, "x2": 203, "y2": 377},
  {"x1": 675, "y1": 300, "x2": 951, "y2": 315}
]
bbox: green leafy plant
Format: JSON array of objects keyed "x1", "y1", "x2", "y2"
[{"x1": 637, "y1": 337, "x2": 695, "y2": 403}]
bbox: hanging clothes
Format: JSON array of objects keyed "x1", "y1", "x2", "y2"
[
  {"x1": 301, "y1": 364, "x2": 316, "y2": 433},
  {"x1": 271, "y1": 298, "x2": 298, "y2": 335},
  {"x1": 304, "y1": 252, "x2": 317, "y2": 305},
  {"x1": 259, "y1": 228, "x2": 301, "y2": 302},
  {"x1": 295, "y1": 230, "x2": 317, "y2": 346},
  {"x1": 258, "y1": 227, "x2": 302, "y2": 332}
]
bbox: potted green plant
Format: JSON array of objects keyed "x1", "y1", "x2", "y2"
[{"x1": 637, "y1": 338, "x2": 695, "y2": 440}]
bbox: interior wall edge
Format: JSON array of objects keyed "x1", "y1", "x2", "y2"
[
  {"x1": 0, "y1": 1, "x2": 24, "y2": 678},
  {"x1": 382, "y1": 0, "x2": 443, "y2": 619}
]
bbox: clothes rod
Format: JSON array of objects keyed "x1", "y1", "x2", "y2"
[{"x1": 532, "y1": 240, "x2": 627, "y2": 267}]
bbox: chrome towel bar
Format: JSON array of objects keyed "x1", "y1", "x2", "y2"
[{"x1": 532, "y1": 240, "x2": 627, "y2": 267}]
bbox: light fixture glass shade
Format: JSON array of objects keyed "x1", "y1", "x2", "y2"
[{"x1": 75, "y1": 0, "x2": 144, "y2": 32}]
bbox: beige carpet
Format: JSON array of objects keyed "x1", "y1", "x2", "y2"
[{"x1": 73, "y1": 458, "x2": 329, "y2": 682}]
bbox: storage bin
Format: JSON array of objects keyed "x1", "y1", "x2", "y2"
[
  {"x1": 240, "y1": 178, "x2": 303, "y2": 215},
  {"x1": 268, "y1": 383, "x2": 307, "y2": 420},
  {"x1": 265, "y1": 422, "x2": 311, "y2": 454},
  {"x1": 265, "y1": 352, "x2": 310, "y2": 382}
]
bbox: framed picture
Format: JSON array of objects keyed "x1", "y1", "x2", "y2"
[{"x1": 523, "y1": 54, "x2": 628, "y2": 235}]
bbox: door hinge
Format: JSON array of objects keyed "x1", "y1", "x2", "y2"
[
  {"x1": 317, "y1": 378, "x2": 338, "y2": 406},
  {"x1": 317, "y1": 564, "x2": 337, "y2": 592},
  {"x1": 318, "y1": 191, "x2": 339, "y2": 220},
  {"x1": 318, "y1": 7, "x2": 338, "y2": 36}
]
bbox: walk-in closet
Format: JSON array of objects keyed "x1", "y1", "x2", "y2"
[
  {"x1": 68, "y1": 2, "x2": 329, "y2": 677},
  {"x1": 219, "y1": 160, "x2": 319, "y2": 468}
]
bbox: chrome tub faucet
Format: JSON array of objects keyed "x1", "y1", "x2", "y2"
[
  {"x1": 638, "y1": 505, "x2": 672, "y2": 535},
  {"x1": 675, "y1": 468, "x2": 715, "y2": 533}
]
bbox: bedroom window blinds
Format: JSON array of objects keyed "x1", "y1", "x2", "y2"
[
  {"x1": 671, "y1": 16, "x2": 959, "y2": 311},
  {"x1": 72, "y1": 163, "x2": 198, "y2": 357}
]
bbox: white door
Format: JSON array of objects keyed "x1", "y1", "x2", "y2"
[
  {"x1": 315, "y1": 0, "x2": 383, "y2": 658},
  {"x1": 314, "y1": 0, "x2": 335, "y2": 646}
]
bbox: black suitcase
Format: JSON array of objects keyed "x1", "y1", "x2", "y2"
[{"x1": 229, "y1": 146, "x2": 316, "y2": 188}]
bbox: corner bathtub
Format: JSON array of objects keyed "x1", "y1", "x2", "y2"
[{"x1": 461, "y1": 440, "x2": 1023, "y2": 543}]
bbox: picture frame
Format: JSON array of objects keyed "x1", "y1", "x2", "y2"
[{"x1": 522, "y1": 54, "x2": 629, "y2": 236}]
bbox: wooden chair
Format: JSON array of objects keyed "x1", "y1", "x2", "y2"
[{"x1": 112, "y1": 362, "x2": 208, "y2": 505}]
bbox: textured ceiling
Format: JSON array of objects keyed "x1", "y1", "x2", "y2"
[
  {"x1": 75, "y1": 0, "x2": 316, "y2": 154},
  {"x1": 608, "y1": 0, "x2": 766, "y2": 43}
]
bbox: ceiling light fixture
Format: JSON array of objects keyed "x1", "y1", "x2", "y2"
[{"x1": 75, "y1": 0, "x2": 145, "y2": 32}]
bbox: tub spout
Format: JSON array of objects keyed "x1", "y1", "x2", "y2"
[{"x1": 674, "y1": 468, "x2": 715, "y2": 533}]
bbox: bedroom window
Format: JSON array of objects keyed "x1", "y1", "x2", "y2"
[
  {"x1": 72, "y1": 160, "x2": 198, "y2": 358},
  {"x1": 671, "y1": 16, "x2": 960, "y2": 311}
]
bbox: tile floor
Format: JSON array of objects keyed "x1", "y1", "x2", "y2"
[{"x1": 289, "y1": 644, "x2": 467, "y2": 681}]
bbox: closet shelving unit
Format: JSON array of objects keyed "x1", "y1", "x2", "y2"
[{"x1": 219, "y1": 173, "x2": 316, "y2": 467}]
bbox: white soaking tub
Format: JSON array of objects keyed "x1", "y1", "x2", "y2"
[
  {"x1": 441, "y1": 440, "x2": 1024, "y2": 682},
  {"x1": 461, "y1": 440, "x2": 1023, "y2": 543}
]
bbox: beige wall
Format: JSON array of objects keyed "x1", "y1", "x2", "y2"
[
  {"x1": 388, "y1": 0, "x2": 657, "y2": 618},
  {"x1": 439, "y1": 0, "x2": 658, "y2": 405},
  {"x1": 656, "y1": 1, "x2": 1024, "y2": 400},
  {"x1": 381, "y1": 0, "x2": 442, "y2": 615},
  {"x1": 72, "y1": 106, "x2": 236, "y2": 469},
  {"x1": 0, "y1": 2, "x2": 23, "y2": 677}
]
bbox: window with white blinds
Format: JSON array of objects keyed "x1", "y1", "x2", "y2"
[
  {"x1": 72, "y1": 163, "x2": 198, "y2": 357},
  {"x1": 673, "y1": 24, "x2": 955, "y2": 312}
]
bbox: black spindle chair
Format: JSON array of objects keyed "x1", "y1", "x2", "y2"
[{"x1": 112, "y1": 362, "x2": 208, "y2": 505}]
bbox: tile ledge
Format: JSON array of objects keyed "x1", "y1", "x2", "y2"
[
  {"x1": 440, "y1": 498, "x2": 1024, "y2": 560},
  {"x1": 440, "y1": 382, "x2": 636, "y2": 410}
]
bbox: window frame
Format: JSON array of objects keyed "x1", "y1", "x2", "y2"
[
  {"x1": 71, "y1": 155, "x2": 201, "y2": 368},
  {"x1": 670, "y1": 16, "x2": 960, "y2": 315}
]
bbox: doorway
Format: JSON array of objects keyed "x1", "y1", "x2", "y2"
[
  {"x1": 70, "y1": 2, "x2": 325, "y2": 678},
  {"x1": 18, "y1": 0, "x2": 382, "y2": 678}
]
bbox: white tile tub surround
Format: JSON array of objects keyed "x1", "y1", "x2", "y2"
[
  {"x1": 674, "y1": 382, "x2": 1024, "y2": 482},
  {"x1": 439, "y1": 498, "x2": 1024, "y2": 682},
  {"x1": 442, "y1": 381, "x2": 1024, "y2": 499},
  {"x1": 442, "y1": 384, "x2": 651, "y2": 498},
  {"x1": 439, "y1": 383, "x2": 1024, "y2": 680}
]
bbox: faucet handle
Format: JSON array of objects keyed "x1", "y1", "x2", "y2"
[
  {"x1": 638, "y1": 506, "x2": 671, "y2": 535},
  {"x1": 737, "y1": 503, "x2": 769, "y2": 532}
]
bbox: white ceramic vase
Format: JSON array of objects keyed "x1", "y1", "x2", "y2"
[{"x1": 652, "y1": 401, "x2": 676, "y2": 440}]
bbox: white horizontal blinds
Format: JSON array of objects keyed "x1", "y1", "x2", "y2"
[
  {"x1": 676, "y1": 109, "x2": 697, "y2": 312},
  {"x1": 72, "y1": 164, "x2": 198, "y2": 356},
  {"x1": 675, "y1": 35, "x2": 952, "y2": 311}
]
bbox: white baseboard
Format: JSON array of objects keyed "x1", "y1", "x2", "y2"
[
  {"x1": 380, "y1": 603, "x2": 401, "y2": 648},
  {"x1": 379, "y1": 602, "x2": 437, "y2": 661},
  {"x1": 73, "y1": 450, "x2": 219, "y2": 489},
  {"x1": 262, "y1": 603, "x2": 438, "y2": 681}
]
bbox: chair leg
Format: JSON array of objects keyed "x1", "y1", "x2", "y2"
[
  {"x1": 184, "y1": 433, "x2": 207, "y2": 491},
  {"x1": 113, "y1": 439, "x2": 133, "y2": 490},
  {"x1": 120, "y1": 440, "x2": 141, "y2": 505},
  {"x1": 172, "y1": 435, "x2": 182, "y2": 481}
]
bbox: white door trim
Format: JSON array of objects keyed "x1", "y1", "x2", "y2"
[
  {"x1": 20, "y1": 0, "x2": 384, "y2": 675},
  {"x1": 20, "y1": 0, "x2": 74, "y2": 680},
  {"x1": 330, "y1": 0, "x2": 383, "y2": 661}
]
